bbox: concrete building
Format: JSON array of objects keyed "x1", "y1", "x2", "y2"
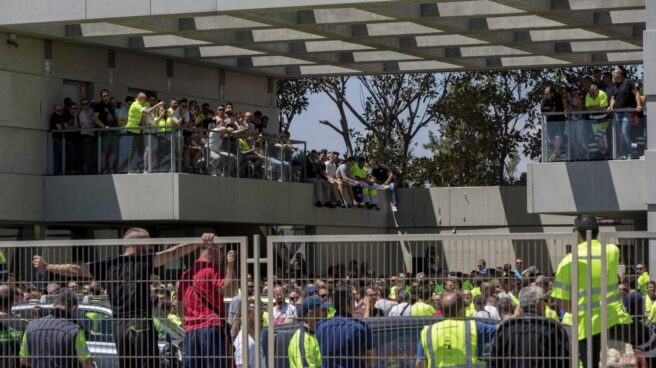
[{"x1": 0, "y1": 0, "x2": 650, "y2": 270}]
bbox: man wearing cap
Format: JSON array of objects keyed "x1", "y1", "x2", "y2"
[
  {"x1": 316, "y1": 285, "x2": 376, "y2": 367},
  {"x1": 288, "y1": 296, "x2": 328, "y2": 368},
  {"x1": 490, "y1": 286, "x2": 570, "y2": 368}
]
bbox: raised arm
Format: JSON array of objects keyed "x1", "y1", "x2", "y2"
[
  {"x1": 32, "y1": 255, "x2": 92, "y2": 278},
  {"x1": 154, "y1": 241, "x2": 202, "y2": 268},
  {"x1": 221, "y1": 248, "x2": 237, "y2": 297}
]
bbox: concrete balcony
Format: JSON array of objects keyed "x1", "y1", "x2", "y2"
[{"x1": 527, "y1": 160, "x2": 647, "y2": 216}]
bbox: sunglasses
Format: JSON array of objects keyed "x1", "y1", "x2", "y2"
[
  {"x1": 319, "y1": 294, "x2": 329, "y2": 299},
  {"x1": 101, "y1": 94, "x2": 110, "y2": 98}
]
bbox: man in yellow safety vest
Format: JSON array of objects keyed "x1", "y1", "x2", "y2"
[{"x1": 415, "y1": 291, "x2": 495, "y2": 367}]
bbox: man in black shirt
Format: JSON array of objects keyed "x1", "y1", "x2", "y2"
[
  {"x1": 32, "y1": 227, "x2": 204, "y2": 368},
  {"x1": 0, "y1": 284, "x2": 26, "y2": 368},
  {"x1": 540, "y1": 86, "x2": 566, "y2": 161},
  {"x1": 369, "y1": 158, "x2": 399, "y2": 212},
  {"x1": 305, "y1": 150, "x2": 336, "y2": 208},
  {"x1": 608, "y1": 68, "x2": 643, "y2": 159},
  {"x1": 50, "y1": 104, "x2": 66, "y2": 175},
  {"x1": 93, "y1": 89, "x2": 118, "y2": 173},
  {"x1": 490, "y1": 286, "x2": 570, "y2": 368}
]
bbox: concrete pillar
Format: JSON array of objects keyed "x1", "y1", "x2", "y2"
[{"x1": 644, "y1": 1, "x2": 656, "y2": 274}]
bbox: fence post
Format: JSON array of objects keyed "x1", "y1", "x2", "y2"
[
  {"x1": 240, "y1": 236, "x2": 249, "y2": 368},
  {"x1": 585, "y1": 230, "x2": 593, "y2": 368},
  {"x1": 266, "y1": 237, "x2": 275, "y2": 368},
  {"x1": 600, "y1": 232, "x2": 608, "y2": 367},
  {"x1": 253, "y1": 234, "x2": 261, "y2": 368},
  {"x1": 571, "y1": 236, "x2": 579, "y2": 368}
]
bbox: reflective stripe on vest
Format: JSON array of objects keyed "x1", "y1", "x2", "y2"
[
  {"x1": 424, "y1": 320, "x2": 482, "y2": 368},
  {"x1": 553, "y1": 280, "x2": 619, "y2": 296},
  {"x1": 299, "y1": 328, "x2": 309, "y2": 368}
]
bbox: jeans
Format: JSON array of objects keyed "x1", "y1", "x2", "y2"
[
  {"x1": 127, "y1": 132, "x2": 144, "y2": 172},
  {"x1": 614, "y1": 112, "x2": 632, "y2": 157},
  {"x1": 388, "y1": 182, "x2": 398, "y2": 206},
  {"x1": 183, "y1": 326, "x2": 229, "y2": 368},
  {"x1": 307, "y1": 178, "x2": 331, "y2": 203}
]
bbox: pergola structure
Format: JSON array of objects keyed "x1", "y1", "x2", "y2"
[{"x1": 0, "y1": 0, "x2": 646, "y2": 77}]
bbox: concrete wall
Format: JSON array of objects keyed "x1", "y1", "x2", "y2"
[
  {"x1": 527, "y1": 160, "x2": 647, "y2": 215},
  {"x1": 0, "y1": 32, "x2": 276, "y2": 224}
]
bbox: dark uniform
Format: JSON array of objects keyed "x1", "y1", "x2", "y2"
[{"x1": 0, "y1": 314, "x2": 27, "y2": 368}]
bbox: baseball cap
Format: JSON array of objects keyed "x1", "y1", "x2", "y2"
[
  {"x1": 301, "y1": 296, "x2": 330, "y2": 316},
  {"x1": 473, "y1": 295, "x2": 485, "y2": 305},
  {"x1": 305, "y1": 284, "x2": 316, "y2": 295}
]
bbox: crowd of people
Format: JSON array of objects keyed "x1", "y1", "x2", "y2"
[
  {"x1": 541, "y1": 66, "x2": 647, "y2": 161},
  {"x1": 49, "y1": 89, "x2": 302, "y2": 178},
  {"x1": 1, "y1": 217, "x2": 655, "y2": 367}
]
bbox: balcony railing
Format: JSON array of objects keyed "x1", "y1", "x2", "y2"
[
  {"x1": 48, "y1": 126, "x2": 307, "y2": 182},
  {"x1": 541, "y1": 108, "x2": 646, "y2": 162}
]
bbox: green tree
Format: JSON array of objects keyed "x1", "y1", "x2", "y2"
[{"x1": 276, "y1": 79, "x2": 311, "y2": 132}]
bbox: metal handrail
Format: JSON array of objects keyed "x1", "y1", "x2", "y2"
[{"x1": 541, "y1": 107, "x2": 643, "y2": 116}]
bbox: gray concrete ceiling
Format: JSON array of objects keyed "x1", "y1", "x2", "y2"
[{"x1": 0, "y1": 0, "x2": 645, "y2": 77}]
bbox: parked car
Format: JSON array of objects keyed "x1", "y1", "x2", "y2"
[
  {"x1": 264, "y1": 316, "x2": 500, "y2": 368},
  {"x1": 12, "y1": 296, "x2": 183, "y2": 368}
]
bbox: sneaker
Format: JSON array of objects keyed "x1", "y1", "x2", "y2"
[
  {"x1": 324, "y1": 202, "x2": 336, "y2": 209},
  {"x1": 315, "y1": 201, "x2": 323, "y2": 208},
  {"x1": 372, "y1": 205, "x2": 381, "y2": 211},
  {"x1": 391, "y1": 204, "x2": 398, "y2": 212}
]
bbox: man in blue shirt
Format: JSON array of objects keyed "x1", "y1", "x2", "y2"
[
  {"x1": 415, "y1": 292, "x2": 496, "y2": 367},
  {"x1": 316, "y1": 285, "x2": 377, "y2": 367}
]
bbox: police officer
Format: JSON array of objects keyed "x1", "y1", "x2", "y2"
[
  {"x1": 19, "y1": 290, "x2": 92, "y2": 368},
  {"x1": 551, "y1": 214, "x2": 650, "y2": 368},
  {"x1": 288, "y1": 296, "x2": 328, "y2": 368},
  {"x1": 415, "y1": 291, "x2": 495, "y2": 368}
]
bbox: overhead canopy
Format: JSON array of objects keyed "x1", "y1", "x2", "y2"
[{"x1": 0, "y1": 0, "x2": 645, "y2": 77}]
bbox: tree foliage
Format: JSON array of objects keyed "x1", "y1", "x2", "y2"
[{"x1": 276, "y1": 79, "x2": 311, "y2": 132}]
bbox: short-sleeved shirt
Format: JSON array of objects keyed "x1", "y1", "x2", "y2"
[
  {"x1": 227, "y1": 295, "x2": 241, "y2": 328},
  {"x1": 585, "y1": 90, "x2": 609, "y2": 109},
  {"x1": 172, "y1": 110, "x2": 190, "y2": 125},
  {"x1": 316, "y1": 313, "x2": 374, "y2": 368},
  {"x1": 325, "y1": 161, "x2": 337, "y2": 178},
  {"x1": 93, "y1": 101, "x2": 116, "y2": 127},
  {"x1": 126, "y1": 100, "x2": 147, "y2": 132},
  {"x1": 335, "y1": 164, "x2": 353, "y2": 181},
  {"x1": 540, "y1": 95, "x2": 565, "y2": 122},
  {"x1": 272, "y1": 303, "x2": 298, "y2": 325},
  {"x1": 88, "y1": 253, "x2": 155, "y2": 318},
  {"x1": 234, "y1": 330, "x2": 267, "y2": 368},
  {"x1": 371, "y1": 165, "x2": 391, "y2": 183},
  {"x1": 177, "y1": 259, "x2": 226, "y2": 331},
  {"x1": 0, "y1": 314, "x2": 27, "y2": 368},
  {"x1": 608, "y1": 79, "x2": 637, "y2": 109},
  {"x1": 411, "y1": 302, "x2": 436, "y2": 317},
  {"x1": 79, "y1": 110, "x2": 95, "y2": 136}
]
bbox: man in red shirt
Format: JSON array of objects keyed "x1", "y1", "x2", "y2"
[{"x1": 178, "y1": 233, "x2": 237, "y2": 368}]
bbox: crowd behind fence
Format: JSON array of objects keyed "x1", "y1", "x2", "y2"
[{"x1": 1, "y1": 232, "x2": 656, "y2": 367}]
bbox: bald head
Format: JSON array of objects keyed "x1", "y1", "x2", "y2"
[
  {"x1": 441, "y1": 291, "x2": 464, "y2": 318},
  {"x1": 123, "y1": 227, "x2": 152, "y2": 254}
]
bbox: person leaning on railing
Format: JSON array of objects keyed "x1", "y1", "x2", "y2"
[
  {"x1": 584, "y1": 83, "x2": 611, "y2": 160},
  {"x1": 607, "y1": 67, "x2": 643, "y2": 159},
  {"x1": 126, "y1": 93, "x2": 163, "y2": 173},
  {"x1": 31, "y1": 227, "x2": 202, "y2": 368}
]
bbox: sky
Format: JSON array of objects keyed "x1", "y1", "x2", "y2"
[{"x1": 288, "y1": 80, "x2": 434, "y2": 157}]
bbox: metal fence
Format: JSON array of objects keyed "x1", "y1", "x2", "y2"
[
  {"x1": 2, "y1": 231, "x2": 656, "y2": 367},
  {"x1": 0, "y1": 235, "x2": 249, "y2": 368},
  {"x1": 48, "y1": 126, "x2": 307, "y2": 182},
  {"x1": 541, "y1": 108, "x2": 646, "y2": 162}
]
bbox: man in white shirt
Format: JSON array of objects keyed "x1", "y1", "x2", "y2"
[
  {"x1": 325, "y1": 152, "x2": 355, "y2": 207},
  {"x1": 272, "y1": 285, "x2": 297, "y2": 325},
  {"x1": 233, "y1": 297, "x2": 267, "y2": 368},
  {"x1": 388, "y1": 291, "x2": 411, "y2": 317}
]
